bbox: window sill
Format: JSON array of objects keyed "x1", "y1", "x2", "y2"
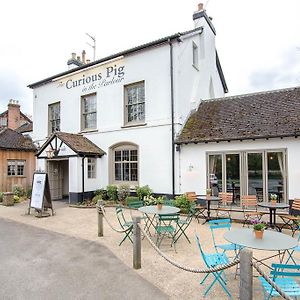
[
  {"x1": 121, "y1": 123, "x2": 147, "y2": 129},
  {"x1": 80, "y1": 129, "x2": 98, "y2": 134}
]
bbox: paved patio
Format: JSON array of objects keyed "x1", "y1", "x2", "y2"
[{"x1": 0, "y1": 200, "x2": 298, "y2": 299}]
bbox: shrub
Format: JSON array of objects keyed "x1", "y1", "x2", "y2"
[
  {"x1": 118, "y1": 184, "x2": 130, "y2": 202},
  {"x1": 0, "y1": 192, "x2": 3, "y2": 202},
  {"x1": 143, "y1": 195, "x2": 156, "y2": 206},
  {"x1": 26, "y1": 187, "x2": 32, "y2": 198},
  {"x1": 107, "y1": 185, "x2": 118, "y2": 201},
  {"x1": 92, "y1": 194, "x2": 103, "y2": 204},
  {"x1": 174, "y1": 194, "x2": 192, "y2": 214},
  {"x1": 125, "y1": 196, "x2": 140, "y2": 206},
  {"x1": 94, "y1": 189, "x2": 108, "y2": 200},
  {"x1": 136, "y1": 185, "x2": 152, "y2": 200},
  {"x1": 13, "y1": 185, "x2": 25, "y2": 197},
  {"x1": 14, "y1": 195, "x2": 20, "y2": 203}
]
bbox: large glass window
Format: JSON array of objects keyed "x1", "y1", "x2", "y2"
[
  {"x1": 48, "y1": 102, "x2": 60, "y2": 135},
  {"x1": 81, "y1": 94, "x2": 97, "y2": 130},
  {"x1": 7, "y1": 160, "x2": 25, "y2": 176},
  {"x1": 112, "y1": 144, "x2": 138, "y2": 184},
  {"x1": 124, "y1": 82, "x2": 145, "y2": 125}
]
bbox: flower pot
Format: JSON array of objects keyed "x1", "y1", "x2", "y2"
[
  {"x1": 206, "y1": 190, "x2": 212, "y2": 197},
  {"x1": 254, "y1": 230, "x2": 264, "y2": 239},
  {"x1": 157, "y1": 203, "x2": 163, "y2": 210},
  {"x1": 271, "y1": 200, "x2": 277, "y2": 205}
]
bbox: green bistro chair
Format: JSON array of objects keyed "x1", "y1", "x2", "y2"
[
  {"x1": 259, "y1": 263, "x2": 300, "y2": 299},
  {"x1": 164, "y1": 199, "x2": 175, "y2": 206},
  {"x1": 195, "y1": 234, "x2": 232, "y2": 298},
  {"x1": 115, "y1": 206, "x2": 133, "y2": 246},
  {"x1": 155, "y1": 213, "x2": 179, "y2": 250},
  {"x1": 128, "y1": 200, "x2": 149, "y2": 236},
  {"x1": 174, "y1": 206, "x2": 195, "y2": 244}
]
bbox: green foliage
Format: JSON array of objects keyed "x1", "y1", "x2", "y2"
[
  {"x1": 125, "y1": 196, "x2": 140, "y2": 205},
  {"x1": 107, "y1": 185, "x2": 118, "y2": 201},
  {"x1": 136, "y1": 185, "x2": 152, "y2": 200},
  {"x1": 143, "y1": 195, "x2": 156, "y2": 206},
  {"x1": 13, "y1": 185, "x2": 25, "y2": 197},
  {"x1": 94, "y1": 189, "x2": 108, "y2": 200},
  {"x1": 156, "y1": 196, "x2": 165, "y2": 205},
  {"x1": 174, "y1": 194, "x2": 192, "y2": 214},
  {"x1": 26, "y1": 187, "x2": 32, "y2": 198},
  {"x1": 0, "y1": 192, "x2": 3, "y2": 202},
  {"x1": 253, "y1": 223, "x2": 266, "y2": 231},
  {"x1": 13, "y1": 195, "x2": 20, "y2": 203},
  {"x1": 92, "y1": 194, "x2": 103, "y2": 204},
  {"x1": 118, "y1": 184, "x2": 130, "y2": 202}
]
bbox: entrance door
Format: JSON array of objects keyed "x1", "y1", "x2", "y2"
[{"x1": 47, "y1": 161, "x2": 63, "y2": 200}]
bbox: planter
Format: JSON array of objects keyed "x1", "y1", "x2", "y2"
[
  {"x1": 2, "y1": 192, "x2": 14, "y2": 206},
  {"x1": 271, "y1": 200, "x2": 277, "y2": 205},
  {"x1": 157, "y1": 203, "x2": 163, "y2": 210},
  {"x1": 254, "y1": 230, "x2": 264, "y2": 239}
]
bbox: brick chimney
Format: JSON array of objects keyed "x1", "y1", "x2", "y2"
[
  {"x1": 7, "y1": 99, "x2": 21, "y2": 130},
  {"x1": 67, "y1": 52, "x2": 84, "y2": 70},
  {"x1": 82, "y1": 50, "x2": 86, "y2": 64}
]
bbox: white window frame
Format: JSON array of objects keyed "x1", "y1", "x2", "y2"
[
  {"x1": 48, "y1": 102, "x2": 60, "y2": 135},
  {"x1": 7, "y1": 160, "x2": 25, "y2": 176},
  {"x1": 81, "y1": 93, "x2": 97, "y2": 131},
  {"x1": 87, "y1": 158, "x2": 96, "y2": 179},
  {"x1": 192, "y1": 41, "x2": 199, "y2": 70},
  {"x1": 124, "y1": 81, "x2": 145, "y2": 126}
]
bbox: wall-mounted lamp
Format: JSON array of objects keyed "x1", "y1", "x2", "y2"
[{"x1": 46, "y1": 148, "x2": 55, "y2": 159}]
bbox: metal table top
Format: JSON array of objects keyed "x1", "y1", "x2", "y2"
[
  {"x1": 196, "y1": 196, "x2": 220, "y2": 201},
  {"x1": 138, "y1": 205, "x2": 180, "y2": 215},
  {"x1": 224, "y1": 228, "x2": 297, "y2": 251},
  {"x1": 258, "y1": 202, "x2": 289, "y2": 209}
]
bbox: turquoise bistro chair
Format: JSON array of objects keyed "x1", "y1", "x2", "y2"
[{"x1": 195, "y1": 234, "x2": 232, "y2": 298}]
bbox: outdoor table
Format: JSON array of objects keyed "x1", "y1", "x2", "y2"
[
  {"x1": 196, "y1": 195, "x2": 220, "y2": 223},
  {"x1": 258, "y1": 202, "x2": 289, "y2": 231},
  {"x1": 138, "y1": 205, "x2": 180, "y2": 235},
  {"x1": 224, "y1": 228, "x2": 297, "y2": 269}
]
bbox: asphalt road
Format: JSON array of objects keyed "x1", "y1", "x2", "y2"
[{"x1": 0, "y1": 218, "x2": 168, "y2": 300}]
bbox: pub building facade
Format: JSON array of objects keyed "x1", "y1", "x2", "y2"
[{"x1": 29, "y1": 4, "x2": 300, "y2": 205}]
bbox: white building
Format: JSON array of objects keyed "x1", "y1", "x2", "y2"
[{"x1": 29, "y1": 5, "x2": 228, "y2": 202}]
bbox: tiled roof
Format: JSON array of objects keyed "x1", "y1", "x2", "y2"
[
  {"x1": 0, "y1": 128, "x2": 36, "y2": 151},
  {"x1": 176, "y1": 86, "x2": 300, "y2": 144},
  {"x1": 16, "y1": 122, "x2": 33, "y2": 133},
  {"x1": 37, "y1": 132, "x2": 106, "y2": 157}
]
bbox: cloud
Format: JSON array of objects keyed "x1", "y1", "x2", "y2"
[{"x1": 249, "y1": 47, "x2": 300, "y2": 92}]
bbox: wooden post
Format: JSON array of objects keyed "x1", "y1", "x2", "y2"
[
  {"x1": 97, "y1": 200, "x2": 104, "y2": 237},
  {"x1": 133, "y1": 216, "x2": 141, "y2": 269},
  {"x1": 239, "y1": 248, "x2": 253, "y2": 300}
]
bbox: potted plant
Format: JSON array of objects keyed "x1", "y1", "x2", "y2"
[
  {"x1": 206, "y1": 188, "x2": 212, "y2": 197},
  {"x1": 156, "y1": 196, "x2": 164, "y2": 210},
  {"x1": 252, "y1": 219, "x2": 266, "y2": 239},
  {"x1": 270, "y1": 193, "x2": 277, "y2": 205}
]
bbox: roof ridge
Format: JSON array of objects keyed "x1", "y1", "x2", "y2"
[{"x1": 202, "y1": 86, "x2": 300, "y2": 104}]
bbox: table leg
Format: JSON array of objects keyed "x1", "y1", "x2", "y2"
[{"x1": 202, "y1": 201, "x2": 211, "y2": 224}]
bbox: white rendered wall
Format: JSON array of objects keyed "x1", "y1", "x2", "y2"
[{"x1": 179, "y1": 138, "x2": 300, "y2": 199}]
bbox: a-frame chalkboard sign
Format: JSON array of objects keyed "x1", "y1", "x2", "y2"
[{"x1": 28, "y1": 172, "x2": 54, "y2": 217}]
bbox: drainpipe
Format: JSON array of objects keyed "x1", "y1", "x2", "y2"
[
  {"x1": 169, "y1": 39, "x2": 175, "y2": 198},
  {"x1": 82, "y1": 156, "x2": 85, "y2": 202}
]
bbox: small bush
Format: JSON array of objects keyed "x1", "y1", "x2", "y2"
[
  {"x1": 94, "y1": 189, "x2": 108, "y2": 200},
  {"x1": 0, "y1": 192, "x2": 3, "y2": 202},
  {"x1": 118, "y1": 184, "x2": 130, "y2": 202},
  {"x1": 13, "y1": 185, "x2": 25, "y2": 197},
  {"x1": 14, "y1": 195, "x2": 20, "y2": 203},
  {"x1": 136, "y1": 185, "x2": 152, "y2": 200},
  {"x1": 174, "y1": 194, "x2": 192, "y2": 214},
  {"x1": 107, "y1": 185, "x2": 118, "y2": 201},
  {"x1": 125, "y1": 196, "x2": 140, "y2": 206},
  {"x1": 26, "y1": 187, "x2": 32, "y2": 198},
  {"x1": 143, "y1": 195, "x2": 156, "y2": 206},
  {"x1": 92, "y1": 194, "x2": 103, "y2": 204}
]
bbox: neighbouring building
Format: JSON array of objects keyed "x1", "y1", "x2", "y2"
[
  {"x1": 28, "y1": 4, "x2": 228, "y2": 202},
  {"x1": 0, "y1": 101, "x2": 36, "y2": 192}
]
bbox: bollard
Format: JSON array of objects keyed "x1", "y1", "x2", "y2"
[
  {"x1": 239, "y1": 248, "x2": 253, "y2": 300},
  {"x1": 97, "y1": 200, "x2": 104, "y2": 237},
  {"x1": 133, "y1": 216, "x2": 141, "y2": 269}
]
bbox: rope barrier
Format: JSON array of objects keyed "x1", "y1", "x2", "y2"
[
  {"x1": 97, "y1": 204, "x2": 133, "y2": 234},
  {"x1": 138, "y1": 223, "x2": 240, "y2": 274},
  {"x1": 252, "y1": 262, "x2": 293, "y2": 300}
]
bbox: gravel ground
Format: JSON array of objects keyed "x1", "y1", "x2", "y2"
[{"x1": 0, "y1": 200, "x2": 297, "y2": 300}]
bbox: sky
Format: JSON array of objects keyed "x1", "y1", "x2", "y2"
[{"x1": 0, "y1": 0, "x2": 299, "y2": 116}]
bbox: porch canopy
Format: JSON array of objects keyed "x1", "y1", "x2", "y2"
[{"x1": 36, "y1": 131, "x2": 105, "y2": 159}]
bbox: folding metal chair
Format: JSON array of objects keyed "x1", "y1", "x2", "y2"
[
  {"x1": 186, "y1": 192, "x2": 207, "y2": 223},
  {"x1": 115, "y1": 206, "x2": 133, "y2": 246},
  {"x1": 164, "y1": 199, "x2": 175, "y2": 206},
  {"x1": 216, "y1": 192, "x2": 233, "y2": 219},
  {"x1": 155, "y1": 213, "x2": 179, "y2": 250},
  {"x1": 208, "y1": 218, "x2": 241, "y2": 259},
  {"x1": 174, "y1": 206, "x2": 194, "y2": 244},
  {"x1": 195, "y1": 234, "x2": 232, "y2": 298},
  {"x1": 259, "y1": 263, "x2": 300, "y2": 299}
]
